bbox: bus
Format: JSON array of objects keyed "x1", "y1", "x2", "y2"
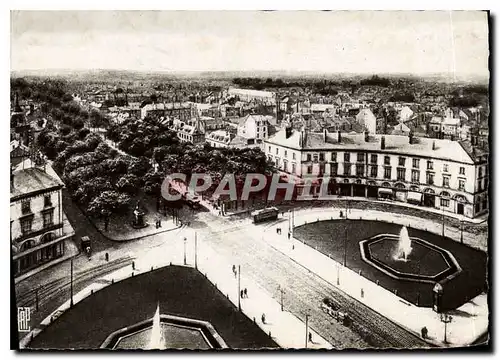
[{"x1": 251, "y1": 207, "x2": 279, "y2": 224}]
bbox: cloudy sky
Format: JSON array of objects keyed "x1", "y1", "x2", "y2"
[{"x1": 11, "y1": 11, "x2": 489, "y2": 76}]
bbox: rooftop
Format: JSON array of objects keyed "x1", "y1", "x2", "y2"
[
  {"x1": 265, "y1": 128, "x2": 485, "y2": 164},
  {"x1": 11, "y1": 167, "x2": 63, "y2": 201}
]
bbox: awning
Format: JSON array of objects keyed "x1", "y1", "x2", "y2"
[
  {"x1": 378, "y1": 188, "x2": 393, "y2": 195},
  {"x1": 407, "y1": 191, "x2": 423, "y2": 202}
]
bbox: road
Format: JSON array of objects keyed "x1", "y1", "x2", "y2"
[{"x1": 16, "y1": 195, "x2": 427, "y2": 349}]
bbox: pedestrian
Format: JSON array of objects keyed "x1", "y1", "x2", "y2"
[
  {"x1": 240, "y1": 290, "x2": 244, "y2": 298},
  {"x1": 340, "y1": 210, "x2": 343, "y2": 218},
  {"x1": 309, "y1": 332, "x2": 313, "y2": 343},
  {"x1": 261, "y1": 313, "x2": 266, "y2": 324},
  {"x1": 232, "y1": 265, "x2": 236, "y2": 275},
  {"x1": 158, "y1": 219, "x2": 162, "y2": 228},
  {"x1": 288, "y1": 232, "x2": 291, "y2": 240},
  {"x1": 155, "y1": 220, "x2": 159, "y2": 229},
  {"x1": 105, "y1": 252, "x2": 109, "y2": 262},
  {"x1": 132, "y1": 261, "x2": 135, "y2": 270},
  {"x1": 244, "y1": 288, "x2": 248, "y2": 298}
]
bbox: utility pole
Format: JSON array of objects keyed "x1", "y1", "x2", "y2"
[
  {"x1": 238, "y1": 265, "x2": 241, "y2": 311},
  {"x1": 305, "y1": 313, "x2": 310, "y2": 348},
  {"x1": 194, "y1": 232, "x2": 198, "y2": 269},
  {"x1": 442, "y1": 204, "x2": 445, "y2": 238},
  {"x1": 183, "y1": 237, "x2": 187, "y2": 265},
  {"x1": 70, "y1": 258, "x2": 74, "y2": 308},
  {"x1": 35, "y1": 287, "x2": 39, "y2": 312},
  {"x1": 460, "y1": 219, "x2": 464, "y2": 244}
]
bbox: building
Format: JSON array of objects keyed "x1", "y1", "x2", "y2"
[
  {"x1": 11, "y1": 164, "x2": 75, "y2": 278},
  {"x1": 226, "y1": 88, "x2": 276, "y2": 104},
  {"x1": 236, "y1": 114, "x2": 271, "y2": 144},
  {"x1": 399, "y1": 106, "x2": 414, "y2": 122},
  {"x1": 171, "y1": 118, "x2": 205, "y2": 145},
  {"x1": 356, "y1": 108, "x2": 377, "y2": 134},
  {"x1": 141, "y1": 102, "x2": 195, "y2": 121},
  {"x1": 264, "y1": 128, "x2": 488, "y2": 219}
]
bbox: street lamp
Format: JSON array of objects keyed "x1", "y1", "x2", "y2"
[
  {"x1": 237, "y1": 265, "x2": 241, "y2": 311},
  {"x1": 440, "y1": 313, "x2": 453, "y2": 344},
  {"x1": 70, "y1": 258, "x2": 74, "y2": 308},
  {"x1": 194, "y1": 232, "x2": 198, "y2": 269},
  {"x1": 460, "y1": 218, "x2": 464, "y2": 244},
  {"x1": 441, "y1": 200, "x2": 445, "y2": 238},
  {"x1": 305, "y1": 314, "x2": 309, "y2": 348},
  {"x1": 183, "y1": 237, "x2": 187, "y2": 265}
]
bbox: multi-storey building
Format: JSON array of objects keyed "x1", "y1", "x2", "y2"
[
  {"x1": 141, "y1": 102, "x2": 196, "y2": 121},
  {"x1": 236, "y1": 114, "x2": 271, "y2": 144},
  {"x1": 10, "y1": 165, "x2": 75, "y2": 278},
  {"x1": 264, "y1": 127, "x2": 488, "y2": 218}
]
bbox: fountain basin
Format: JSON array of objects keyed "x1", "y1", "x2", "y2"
[
  {"x1": 360, "y1": 234, "x2": 462, "y2": 284},
  {"x1": 100, "y1": 314, "x2": 228, "y2": 350}
]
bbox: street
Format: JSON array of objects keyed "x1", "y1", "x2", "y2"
[{"x1": 16, "y1": 193, "x2": 426, "y2": 349}]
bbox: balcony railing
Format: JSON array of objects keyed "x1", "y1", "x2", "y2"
[{"x1": 14, "y1": 222, "x2": 63, "y2": 243}]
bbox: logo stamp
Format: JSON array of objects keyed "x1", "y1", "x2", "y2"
[{"x1": 17, "y1": 307, "x2": 31, "y2": 332}]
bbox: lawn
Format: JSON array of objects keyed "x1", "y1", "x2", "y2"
[
  {"x1": 30, "y1": 266, "x2": 278, "y2": 349},
  {"x1": 294, "y1": 220, "x2": 488, "y2": 310}
]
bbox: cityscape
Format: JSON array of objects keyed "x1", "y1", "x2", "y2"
[{"x1": 10, "y1": 10, "x2": 490, "y2": 350}]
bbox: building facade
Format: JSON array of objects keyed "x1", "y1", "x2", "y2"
[
  {"x1": 264, "y1": 128, "x2": 488, "y2": 219},
  {"x1": 141, "y1": 102, "x2": 196, "y2": 121},
  {"x1": 11, "y1": 166, "x2": 75, "y2": 277}
]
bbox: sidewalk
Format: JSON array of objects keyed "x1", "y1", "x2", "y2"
[
  {"x1": 21, "y1": 227, "x2": 333, "y2": 350},
  {"x1": 262, "y1": 209, "x2": 489, "y2": 347}
]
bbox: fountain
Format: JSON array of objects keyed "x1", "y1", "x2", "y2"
[
  {"x1": 394, "y1": 226, "x2": 412, "y2": 261},
  {"x1": 148, "y1": 304, "x2": 165, "y2": 350}
]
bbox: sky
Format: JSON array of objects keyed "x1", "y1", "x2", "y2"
[{"x1": 10, "y1": 11, "x2": 489, "y2": 77}]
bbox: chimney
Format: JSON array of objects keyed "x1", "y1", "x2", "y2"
[
  {"x1": 381, "y1": 136, "x2": 386, "y2": 150},
  {"x1": 285, "y1": 126, "x2": 293, "y2": 139},
  {"x1": 323, "y1": 128, "x2": 328, "y2": 142},
  {"x1": 364, "y1": 131, "x2": 369, "y2": 142},
  {"x1": 409, "y1": 131, "x2": 414, "y2": 144},
  {"x1": 337, "y1": 131, "x2": 341, "y2": 143},
  {"x1": 432, "y1": 141, "x2": 436, "y2": 150},
  {"x1": 301, "y1": 129, "x2": 308, "y2": 147}
]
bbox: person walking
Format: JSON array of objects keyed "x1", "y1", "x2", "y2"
[
  {"x1": 309, "y1": 332, "x2": 313, "y2": 343},
  {"x1": 244, "y1": 288, "x2": 248, "y2": 298},
  {"x1": 288, "y1": 232, "x2": 291, "y2": 240},
  {"x1": 240, "y1": 290, "x2": 244, "y2": 299},
  {"x1": 105, "y1": 252, "x2": 109, "y2": 262},
  {"x1": 261, "y1": 313, "x2": 266, "y2": 324}
]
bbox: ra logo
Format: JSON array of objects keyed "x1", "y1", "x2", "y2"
[{"x1": 17, "y1": 307, "x2": 31, "y2": 332}]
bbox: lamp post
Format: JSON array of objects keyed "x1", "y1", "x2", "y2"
[
  {"x1": 344, "y1": 200, "x2": 348, "y2": 267},
  {"x1": 70, "y1": 258, "x2": 74, "y2": 308},
  {"x1": 194, "y1": 232, "x2": 198, "y2": 269},
  {"x1": 305, "y1": 313, "x2": 310, "y2": 348},
  {"x1": 440, "y1": 313, "x2": 452, "y2": 344},
  {"x1": 460, "y1": 218, "x2": 464, "y2": 244},
  {"x1": 183, "y1": 237, "x2": 187, "y2": 265},
  {"x1": 441, "y1": 201, "x2": 445, "y2": 238},
  {"x1": 238, "y1": 265, "x2": 241, "y2": 311},
  {"x1": 35, "y1": 287, "x2": 39, "y2": 312}
]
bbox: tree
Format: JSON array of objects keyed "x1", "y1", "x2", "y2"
[{"x1": 116, "y1": 174, "x2": 141, "y2": 195}]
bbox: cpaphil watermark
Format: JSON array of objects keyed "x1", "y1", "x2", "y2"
[
  {"x1": 161, "y1": 173, "x2": 338, "y2": 202},
  {"x1": 17, "y1": 307, "x2": 31, "y2": 332}
]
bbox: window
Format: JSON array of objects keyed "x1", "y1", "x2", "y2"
[
  {"x1": 440, "y1": 198, "x2": 450, "y2": 207},
  {"x1": 411, "y1": 170, "x2": 419, "y2": 183},
  {"x1": 442, "y1": 176, "x2": 450, "y2": 188},
  {"x1": 21, "y1": 200, "x2": 31, "y2": 214},
  {"x1": 344, "y1": 164, "x2": 351, "y2": 176},
  {"x1": 384, "y1": 156, "x2": 391, "y2": 165},
  {"x1": 478, "y1": 167, "x2": 483, "y2": 178},
  {"x1": 293, "y1": 153, "x2": 296, "y2": 160},
  {"x1": 284, "y1": 150, "x2": 287, "y2": 158},
  {"x1": 459, "y1": 179, "x2": 465, "y2": 191},
  {"x1": 344, "y1": 153, "x2": 350, "y2": 162},
  {"x1": 397, "y1": 168, "x2": 406, "y2": 181},
  {"x1": 21, "y1": 218, "x2": 32, "y2": 234},
  {"x1": 443, "y1": 164, "x2": 449, "y2": 173},
  {"x1": 331, "y1": 163, "x2": 338, "y2": 176},
  {"x1": 291, "y1": 163, "x2": 296, "y2": 174},
  {"x1": 275, "y1": 157, "x2": 280, "y2": 168},
  {"x1": 371, "y1": 154, "x2": 378, "y2": 164},
  {"x1": 331, "y1": 152, "x2": 337, "y2": 162},
  {"x1": 43, "y1": 210, "x2": 54, "y2": 228},
  {"x1": 276, "y1": 148, "x2": 279, "y2": 155},
  {"x1": 459, "y1": 167, "x2": 465, "y2": 175},
  {"x1": 370, "y1": 166, "x2": 378, "y2": 178},
  {"x1": 426, "y1": 173, "x2": 434, "y2": 185},
  {"x1": 412, "y1": 159, "x2": 420, "y2": 168},
  {"x1": 319, "y1": 153, "x2": 325, "y2": 162},
  {"x1": 319, "y1": 164, "x2": 325, "y2": 174},
  {"x1": 307, "y1": 165, "x2": 313, "y2": 174},
  {"x1": 268, "y1": 146, "x2": 271, "y2": 153},
  {"x1": 482, "y1": 197, "x2": 488, "y2": 209},
  {"x1": 268, "y1": 155, "x2": 273, "y2": 163},
  {"x1": 44, "y1": 195, "x2": 52, "y2": 207},
  {"x1": 357, "y1": 153, "x2": 365, "y2": 162},
  {"x1": 356, "y1": 165, "x2": 364, "y2": 177},
  {"x1": 306, "y1": 154, "x2": 312, "y2": 162},
  {"x1": 427, "y1": 161, "x2": 434, "y2": 170},
  {"x1": 398, "y1": 157, "x2": 406, "y2": 167},
  {"x1": 384, "y1": 167, "x2": 391, "y2": 179},
  {"x1": 313, "y1": 154, "x2": 319, "y2": 163},
  {"x1": 283, "y1": 160, "x2": 288, "y2": 172}
]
